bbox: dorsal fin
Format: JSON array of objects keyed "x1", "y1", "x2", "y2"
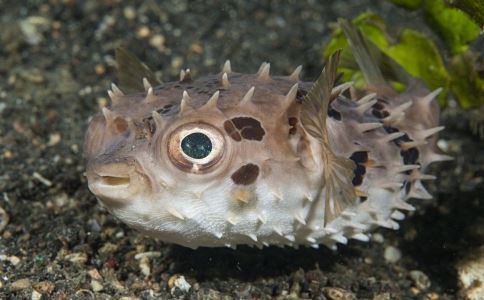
[
  {"x1": 115, "y1": 47, "x2": 161, "y2": 94},
  {"x1": 300, "y1": 50, "x2": 357, "y2": 224},
  {"x1": 339, "y1": 19, "x2": 386, "y2": 89},
  {"x1": 339, "y1": 19, "x2": 415, "y2": 97}
]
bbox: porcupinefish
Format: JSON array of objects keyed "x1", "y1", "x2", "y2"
[{"x1": 84, "y1": 21, "x2": 451, "y2": 249}]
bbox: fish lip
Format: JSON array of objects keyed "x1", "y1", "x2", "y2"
[
  {"x1": 86, "y1": 162, "x2": 142, "y2": 206},
  {"x1": 97, "y1": 174, "x2": 131, "y2": 188}
]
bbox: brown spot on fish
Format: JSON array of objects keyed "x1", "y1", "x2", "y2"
[
  {"x1": 231, "y1": 117, "x2": 265, "y2": 141},
  {"x1": 231, "y1": 163, "x2": 260, "y2": 185},
  {"x1": 112, "y1": 117, "x2": 129, "y2": 134},
  {"x1": 224, "y1": 120, "x2": 242, "y2": 142}
]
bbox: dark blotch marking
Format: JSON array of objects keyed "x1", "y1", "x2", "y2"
[
  {"x1": 383, "y1": 126, "x2": 399, "y2": 134},
  {"x1": 352, "y1": 164, "x2": 366, "y2": 186},
  {"x1": 223, "y1": 120, "x2": 242, "y2": 142},
  {"x1": 372, "y1": 102, "x2": 385, "y2": 110},
  {"x1": 349, "y1": 151, "x2": 368, "y2": 186},
  {"x1": 372, "y1": 109, "x2": 389, "y2": 119},
  {"x1": 231, "y1": 117, "x2": 265, "y2": 141},
  {"x1": 383, "y1": 126, "x2": 421, "y2": 173},
  {"x1": 231, "y1": 163, "x2": 260, "y2": 185},
  {"x1": 394, "y1": 133, "x2": 412, "y2": 146},
  {"x1": 349, "y1": 151, "x2": 368, "y2": 165},
  {"x1": 328, "y1": 107, "x2": 342, "y2": 120},
  {"x1": 401, "y1": 148, "x2": 419, "y2": 165},
  {"x1": 352, "y1": 174, "x2": 364, "y2": 186},
  {"x1": 360, "y1": 196, "x2": 368, "y2": 203}
]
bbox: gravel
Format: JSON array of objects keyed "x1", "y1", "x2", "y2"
[{"x1": 0, "y1": 1, "x2": 483, "y2": 299}]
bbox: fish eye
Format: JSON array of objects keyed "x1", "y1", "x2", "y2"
[
  {"x1": 167, "y1": 123, "x2": 225, "y2": 173},
  {"x1": 181, "y1": 132, "x2": 212, "y2": 159}
]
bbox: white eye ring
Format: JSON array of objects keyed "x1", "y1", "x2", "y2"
[
  {"x1": 167, "y1": 122, "x2": 225, "y2": 173},
  {"x1": 178, "y1": 128, "x2": 223, "y2": 165}
]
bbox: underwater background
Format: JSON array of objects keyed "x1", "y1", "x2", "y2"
[{"x1": 0, "y1": 0, "x2": 483, "y2": 299}]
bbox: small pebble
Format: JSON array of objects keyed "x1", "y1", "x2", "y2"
[
  {"x1": 32, "y1": 281, "x2": 55, "y2": 294},
  {"x1": 149, "y1": 34, "x2": 165, "y2": 52},
  {"x1": 426, "y1": 292, "x2": 440, "y2": 300},
  {"x1": 457, "y1": 246, "x2": 484, "y2": 300},
  {"x1": 94, "y1": 64, "x2": 106, "y2": 76},
  {"x1": 322, "y1": 287, "x2": 356, "y2": 300},
  {"x1": 372, "y1": 293, "x2": 391, "y2": 300},
  {"x1": 3, "y1": 150, "x2": 13, "y2": 159},
  {"x1": 98, "y1": 242, "x2": 118, "y2": 255},
  {"x1": 134, "y1": 251, "x2": 161, "y2": 260},
  {"x1": 137, "y1": 26, "x2": 151, "y2": 38},
  {"x1": 32, "y1": 172, "x2": 53, "y2": 187},
  {"x1": 91, "y1": 280, "x2": 104, "y2": 292},
  {"x1": 47, "y1": 132, "x2": 61, "y2": 146},
  {"x1": 139, "y1": 256, "x2": 151, "y2": 277},
  {"x1": 372, "y1": 233, "x2": 384, "y2": 243},
  {"x1": 31, "y1": 289, "x2": 42, "y2": 300},
  {"x1": 10, "y1": 278, "x2": 31, "y2": 291},
  {"x1": 409, "y1": 270, "x2": 431, "y2": 290},
  {"x1": 168, "y1": 275, "x2": 191, "y2": 294},
  {"x1": 88, "y1": 269, "x2": 103, "y2": 281},
  {"x1": 9, "y1": 255, "x2": 21, "y2": 266},
  {"x1": 123, "y1": 6, "x2": 137, "y2": 20},
  {"x1": 64, "y1": 252, "x2": 88, "y2": 264},
  {"x1": 0, "y1": 206, "x2": 9, "y2": 232},
  {"x1": 384, "y1": 246, "x2": 402, "y2": 263}
]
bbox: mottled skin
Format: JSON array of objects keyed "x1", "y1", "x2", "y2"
[{"x1": 84, "y1": 26, "x2": 450, "y2": 249}]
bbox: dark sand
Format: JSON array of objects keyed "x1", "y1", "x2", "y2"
[{"x1": 1, "y1": 1, "x2": 483, "y2": 299}]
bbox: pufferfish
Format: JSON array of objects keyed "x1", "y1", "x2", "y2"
[{"x1": 84, "y1": 21, "x2": 451, "y2": 249}]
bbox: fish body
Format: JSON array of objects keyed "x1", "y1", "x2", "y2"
[{"x1": 84, "y1": 22, "x2": 449, "y2": 249}]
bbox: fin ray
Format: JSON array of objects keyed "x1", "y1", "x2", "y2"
[
  {"x1": 300, "y1": 50, "x2": 358, "y2": 224},
  {"x1": 115, "y1": 47, "x2": 161, "y2": 94}
]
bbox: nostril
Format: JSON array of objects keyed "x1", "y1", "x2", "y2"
[{"x1": 100, "y1": 176, "x2": 130, "y2": 186}]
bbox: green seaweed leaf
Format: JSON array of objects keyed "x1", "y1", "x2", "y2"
[
  {"x1": 447, "y1": 0, "x2": 484, "y2": 30},
  {"x1": 324, "y1": 13, "x2": 388, "y2": 59},
  {"x1": 384, "y1": 29, "x2": 450, "y2": 104},
  {"x1": 425, "y1": 0, "x2": 481, "y2": 54}
]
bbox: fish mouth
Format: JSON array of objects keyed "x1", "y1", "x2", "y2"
[
  {"x1": 86, "y1": 161, "x2": 147, "y2": 206},
  {"x1": 99, "y1": 175, "x2": 131, "y2": 187}
]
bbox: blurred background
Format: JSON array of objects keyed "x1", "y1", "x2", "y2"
[{"x1": 0, "y1": 1, "x2": 483, "y2": 299}]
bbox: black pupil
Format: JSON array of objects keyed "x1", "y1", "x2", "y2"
[{"x1": 181, "y1": 132, "x2": 212, "y2": 159}]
